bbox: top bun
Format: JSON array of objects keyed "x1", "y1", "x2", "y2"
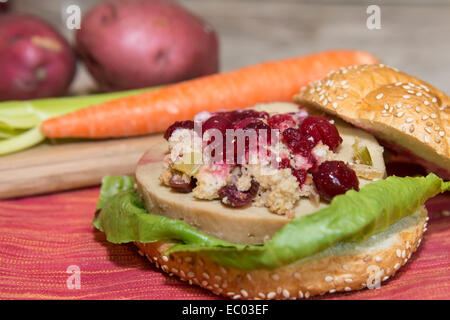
[{"x1": 294, "y1": 64, "x2": 450, "y2": 179}]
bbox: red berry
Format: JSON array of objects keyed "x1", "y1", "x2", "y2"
[
  {"x1": 218, "y1": 180, "x2": 259, "y2": 207},
  {"x1": 291, "y1": 168, "x2": 307, "y2": 188},
  {"x1": 169, "y1": 176, "x2": 197, "y2": 193},
  {"x1": 282, "y1": 128, "x2": 315, "y2": 159},
  {"x1": 164, "y1": 120, "x2": 194, "y2": 140},
  {"x1": 312, "y1": 161, "x2": 359, "y2": 202},
  {"x1": 300, "y1": 116, "x2": 342, "y2": 151},
  {"x1": 202, "y1": 115, "x2": 232, "y2": 135},
  {"x1": 216, "y1": 110, "x2": 269, "y2": 123},
  {"x1": 278, "y1": 158, "x2": 291, "y2": 169},
  {"x1": 268, "y1": 114, "x2": 296, "y2": 132}
]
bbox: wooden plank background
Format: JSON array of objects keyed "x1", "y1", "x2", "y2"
[{"x1": 10, "y1": 0, "x2": 450, "y2": 94}]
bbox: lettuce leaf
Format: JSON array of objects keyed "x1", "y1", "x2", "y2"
[{"x1": 93, "y1": 174, "x2": 449, "y2": 270}]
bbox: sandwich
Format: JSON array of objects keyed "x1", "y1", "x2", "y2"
[{"x1": 93, "y1": 64, "x2": 449, "y2": 299}]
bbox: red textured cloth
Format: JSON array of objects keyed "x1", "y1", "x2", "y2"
[{"x1": 0, "y1": 188, "x2": 449, "y2": 300}]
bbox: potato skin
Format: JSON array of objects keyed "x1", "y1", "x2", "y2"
[
  {"x1": 0, "y1": 14, "x2": 76, "y2": 101},
  {"x1": 77, "y1": 0, "x2": 219, "y2": 91}
]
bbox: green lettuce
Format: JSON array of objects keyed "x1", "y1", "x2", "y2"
[{"x1": 93, "y1": 174, "x2": 449, "y2": 270}]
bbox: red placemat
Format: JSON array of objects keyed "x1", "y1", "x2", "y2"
[{"x1": 0, "y1": 188, "x2": 449, "y2": 300}]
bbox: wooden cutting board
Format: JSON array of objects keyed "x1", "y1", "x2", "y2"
[{"x1": 0, "y1": 134, "x2": 164, "y2": 200}]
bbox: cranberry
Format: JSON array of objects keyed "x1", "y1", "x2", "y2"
[
  {"x1": 202, "y1": 115, "x2": 232, "y2": 136},
  {"x1": 278, "y1": 158, "x2": 291, "y2": 169},
  {"x1": 312, "y1": 161, "x2": 359, "y2": 202},
  {"x1": 169, "y1": 176, "x2": 197, "y2": 193},
  {"x1": 268, "y1": 114, "x2": 296, "y2": 132},
  {"x1": 216, "y1": 110, "x2": 269, "y2": 123},
  {"x1": 164, "y1": 120, "x2": 194, "y2": 140},
  {"x1": 299, "y1": 116, "x2": 342, "y2": 151},
  {"x1": 218, "y1": 180, "x2": 259, "y2": 208},
  {"x1": 282, "y1": 128, "x2": 315, "y2": 158},
  {"x1": 291, "y1": 168, "x2": 307, "y2": 188}
]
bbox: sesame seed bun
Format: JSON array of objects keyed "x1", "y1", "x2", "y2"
[
  {"x1": 294, "y1": 64, "x2": 450, "y2": 179},
  {"x1": 135, "y1": 207, "x2": 427, "y2": 299}
]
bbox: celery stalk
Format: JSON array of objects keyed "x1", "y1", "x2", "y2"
[{"x1": 0, "y1": 87, "x2": 158, "y2": 155}]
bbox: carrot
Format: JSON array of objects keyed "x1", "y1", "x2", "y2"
[{"x1": 41, "y1": 50, "x2": 377, "y2": 138}]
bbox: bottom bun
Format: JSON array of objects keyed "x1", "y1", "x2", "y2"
[{"x1": 135, "y1": 207, "x2": 427, "y2": 299}]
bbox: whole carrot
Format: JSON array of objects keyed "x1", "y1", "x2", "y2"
[{"x1": 41, "y1": 50, "x2": 377, "y2": 138}]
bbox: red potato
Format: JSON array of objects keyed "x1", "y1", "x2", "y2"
[
  {"x1": 77, "y1": 0, "x2": 219, "y2": 91},
  {"x1": 0, "y1": 14, "x2": 76, "y2": 101},
  {"x1": 0, "y1": 2, "x2": 8, "y2": 14}
]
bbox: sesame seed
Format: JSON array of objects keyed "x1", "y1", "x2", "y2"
[
  {"x1": 403, "y1": 85, "x2": 411, "y2": 89},
  {"x1": 403, "y1": 95, "x2": 411, "y2": 99},
  {"x1": 384, "y1": 104, "x2": 389, "y2": 110},
  {"x1": 422, "y1": 115, "x2": 429, "y2": 120},
  {"x1": 258, "y1": 292, "x2": 265, "y2": 299},
  {"x1": 395, "y1": 82, "x2": 402, "y2": 86},
  {"x1": 431, "y1": 113, "x2": 437, "y2": 119},
  {"x1": 345, "y1": 278, "x2": 353, "y2": 283},
  {"x1": 415, "y1": 107, "x2": 421, "y2": 112},
  {"x1": 232, "y1": 295, "x2": 241, "y2": 300},
  {"x1": 298, "y1": 290, "x2": 304, "y2": 298},
  {"x1": 332, "y1": 102, "x2": 338, "y2": 109},
  {"x1": 424, "y1": 135, "x2": 430, "y2": 143},
  {"x1": 343, "y1": 93, "x2": 348, "y2": 98},
  {"x1": 396, "y1": 249, "x2": 402, "y2": 258},
  {"x1": 325, "y1": 276, "x2": 334, "y2": 282},
  {"x1": 329, "y1": 289, "x2": 336, "y2": 294},
  {"x1": 201, "y1": 280, "x2": 208, "y2": 286},
  {"x1": 396, "y1": 111, "x2": 404, "y2": 117},
  {"x1": 240, "y1": 289, "x2": 248, "y2": 298},
  {"x1": 416, "y1": 92, "x2": 422, "y2": 97},
  {"x1": 345, "y1": 287, "x2": 352, "y2": 292},
  {"x1": 202, "y1": 272, "x2": 210, "y2": 279},
  {"x1": 246, "y1": 274, "x2": 252, "y2": 281},
  {"x1": 424, "y1": 100, "x2": 430, "y2": 105},
  {"x1": 227, "y1": 292, "x2": 235, "y2": 296},
  {"x1": 283, "y1": 289, "x2": 290, "y2": 298},
  {"x1": 162, "y1": 255, "x2": 169, "y2": 262},
  {"x1": 376, "y1": 93, "x2": 384, "y2": 100},
  {"x1": 271, "y1": 274, "x2": 280, "y2": 281},
  {"x1": 406, "y1": 241, "x2": 411, "y2": 249},
  {"x1": 267, "y1": 292, "x2": 276, "y2": 299},
  {"x1": 383, "y1": 276, "x2": 389, "y2": 281},
  {"x1": 394, "y1": 263, "x2": 400, "y2": 269},
  {"x1": 294, "y1": 272, "x2": 301, "y2": 279},
  {"x1": 406, "y1": 118, "x2": 414, "y2": 123},
  {"x1": 432, "y1": 97, "x2": 437, "y2": 103},
  {"x1": 337, "y1": 96, "x2": 344, "y2": 100},
  {"x1": 425, "y1": 128, "x2": 432, "y2": 134},
  {"x1": 382, "y1": 113, "x2": 391, "y2": 117},
  {"x1": 375, "y1": 256, "x2": 382, "y2": 262},
  {"x1": 187, "y1": 272, "x2": 195, "y2": 278},
  {"x1": 402, "y1": 250, "x2": 406, "y2": 258},
  {"x1": 305, "y1": 291, "x2": 310, "y2": 298},
  {"x1": 408, "y1": 90, "x2": 415, "y2": 94},
  {"x1": 439, "y1": 131, "x2": 445, "y2": 137}
]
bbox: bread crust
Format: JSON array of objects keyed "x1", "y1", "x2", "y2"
[
  {"x1": 135, "y1": 207, "x2": 427, "y2": 299},
  {"x1": 294, "y1": 64, "x2": 450, "y2": 178}
]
